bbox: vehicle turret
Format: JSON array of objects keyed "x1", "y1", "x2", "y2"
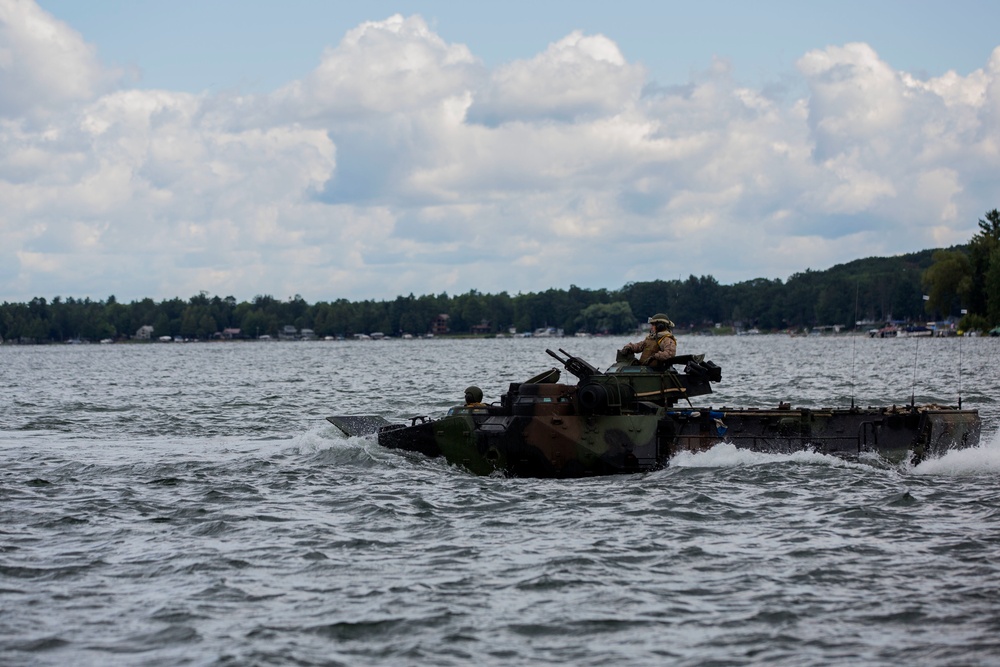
[
  {"x1": 547, "y1": 348, "x2": 721, "y2": 409},
  {"x1": 328, "y1": 346, "x2": 979, "y2": 478}
]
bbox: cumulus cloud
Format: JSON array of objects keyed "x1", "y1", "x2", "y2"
[
  {"x1": 0, "y1": 0, "x2": 118, "y2": 118},
  {"x1": 1, "y1": 1, "x2": 999, "y2": 303},
  {"x1": 272, "y1": 14, "x2": 481, "y2": 120},
  {"x1": 467, "y1": 30, "x2": 646, "y2": 125}
]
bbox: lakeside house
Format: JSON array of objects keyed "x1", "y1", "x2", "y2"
[{"x1": 431, "y1": 314, "x2": 450, "y2": 335}]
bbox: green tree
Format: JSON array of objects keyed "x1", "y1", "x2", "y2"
[
  {"x1": 986, "y1": 246, "x2": 1000, "y2": 326},
  {"x1": 969, "y1": 209, "x2": 1000, "y2": 315},
  {"x1": 576, "y1": 301, "x2": 636, "y2": 334},
  {"x1": 922, "y1": 250, "x2": 972, "y2": 318},
  {"x1": 241, "y1": 310, "x2": 277, "y2": 338},
  {"x1": 622, "y1": 280, "x2": 675, "y2": 323}
]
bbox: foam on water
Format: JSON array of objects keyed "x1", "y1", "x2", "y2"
[
  {"x1": 669, "y1": 441, "x2": 868, "y2": 470},
  {"x1": 912, "y1": 428, "x2": 1000, "y2": 476}
]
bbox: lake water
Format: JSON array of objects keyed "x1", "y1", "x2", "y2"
[{"x1": 2, "y1": 335, "x2": 1000, "y2": 666}]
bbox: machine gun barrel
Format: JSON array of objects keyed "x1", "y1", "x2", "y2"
[{"x1": 545, "y1": 348, "x2": 602, "y2": 380}]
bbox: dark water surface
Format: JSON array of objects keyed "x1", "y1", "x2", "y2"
[{"x1": 2, "y1": 336, "x2": 999, "y2": 666}]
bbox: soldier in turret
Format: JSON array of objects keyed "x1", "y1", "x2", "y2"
[
  {"x1": 620, "y1": 313, "x2": 677, "y2": 366},
  {"x1": 464, "y1": 386, "x2": 488, "y2": 407}
]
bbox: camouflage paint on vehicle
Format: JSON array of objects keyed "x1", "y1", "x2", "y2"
[{"x1": 328, "y1": 348, "x2": 981, "y2": 478}]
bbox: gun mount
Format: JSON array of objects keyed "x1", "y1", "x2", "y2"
[{"x1": 328, "y1": 348, "x2": 980, "y2": 478}]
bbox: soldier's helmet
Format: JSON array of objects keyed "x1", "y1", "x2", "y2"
[
  {"x1": 464, "y1": 386, "x2": 484, "y2": 404},
  {"x1": 648, "y1": 313, "x2": 675, "y2": 331}
]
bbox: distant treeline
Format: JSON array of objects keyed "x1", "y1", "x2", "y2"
[{"x1": 1, "y1": 248, "x2": 968, "y2": 343}]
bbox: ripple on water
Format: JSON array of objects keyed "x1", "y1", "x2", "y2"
[{"x1": 2, "y1": 338, "x2": 1000, "y2": 665}]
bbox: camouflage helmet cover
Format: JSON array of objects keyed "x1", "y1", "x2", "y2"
[
  {"x1": 648, "y1": 313, "x2": 674, "y2": 329},
  {"x1": 464, "y1": 386, "x2": 484, "y2": 403}
]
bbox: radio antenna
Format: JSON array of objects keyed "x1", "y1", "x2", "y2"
[
  {"x1": 911, "y1": 294, "x2": 930, "y2": 408},
  {"x1": 958, "y1": 334, "x2": 964, "y2": 408},
  {"x1": 850, "y1": 282, "x2": 859, "y2": 409},
  {"x1": 958, "y1": 309, "x2": 966, "y2": 408}
]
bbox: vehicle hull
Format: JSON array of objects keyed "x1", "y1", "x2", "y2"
[
  {"x1": 328, "y1": 403, "x2": 979, "y2": 478},
  {"x1": 327, "y1": 349, "x2": 981, "y2": 478}
]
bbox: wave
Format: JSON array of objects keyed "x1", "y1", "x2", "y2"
[
  {"x1": 911, "y1": 429, "x2": 1000, "y2": 476},
  {"x1": 668, "y1": 442, "x2": 868, "y2": 470},
  {"x1": 665, "y1": 432, "x2": 1000, "y2": 478}
]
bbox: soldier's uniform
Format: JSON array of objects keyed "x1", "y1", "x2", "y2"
[{"x1": 621, "y1": 313, "x2": 677, "y2": 365}]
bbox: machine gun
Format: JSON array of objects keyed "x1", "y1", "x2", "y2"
[{"x1": 546, "y1": 348, "x2": 603, "y2": 381}]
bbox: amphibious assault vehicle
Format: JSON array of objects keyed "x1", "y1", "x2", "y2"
[{"x1": 327, "y1": 349, "x2": 981, "y2": 478}]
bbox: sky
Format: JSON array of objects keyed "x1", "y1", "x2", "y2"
[{"x1": 3, "y1": 1, "x2": 1000, "y2": 304}]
